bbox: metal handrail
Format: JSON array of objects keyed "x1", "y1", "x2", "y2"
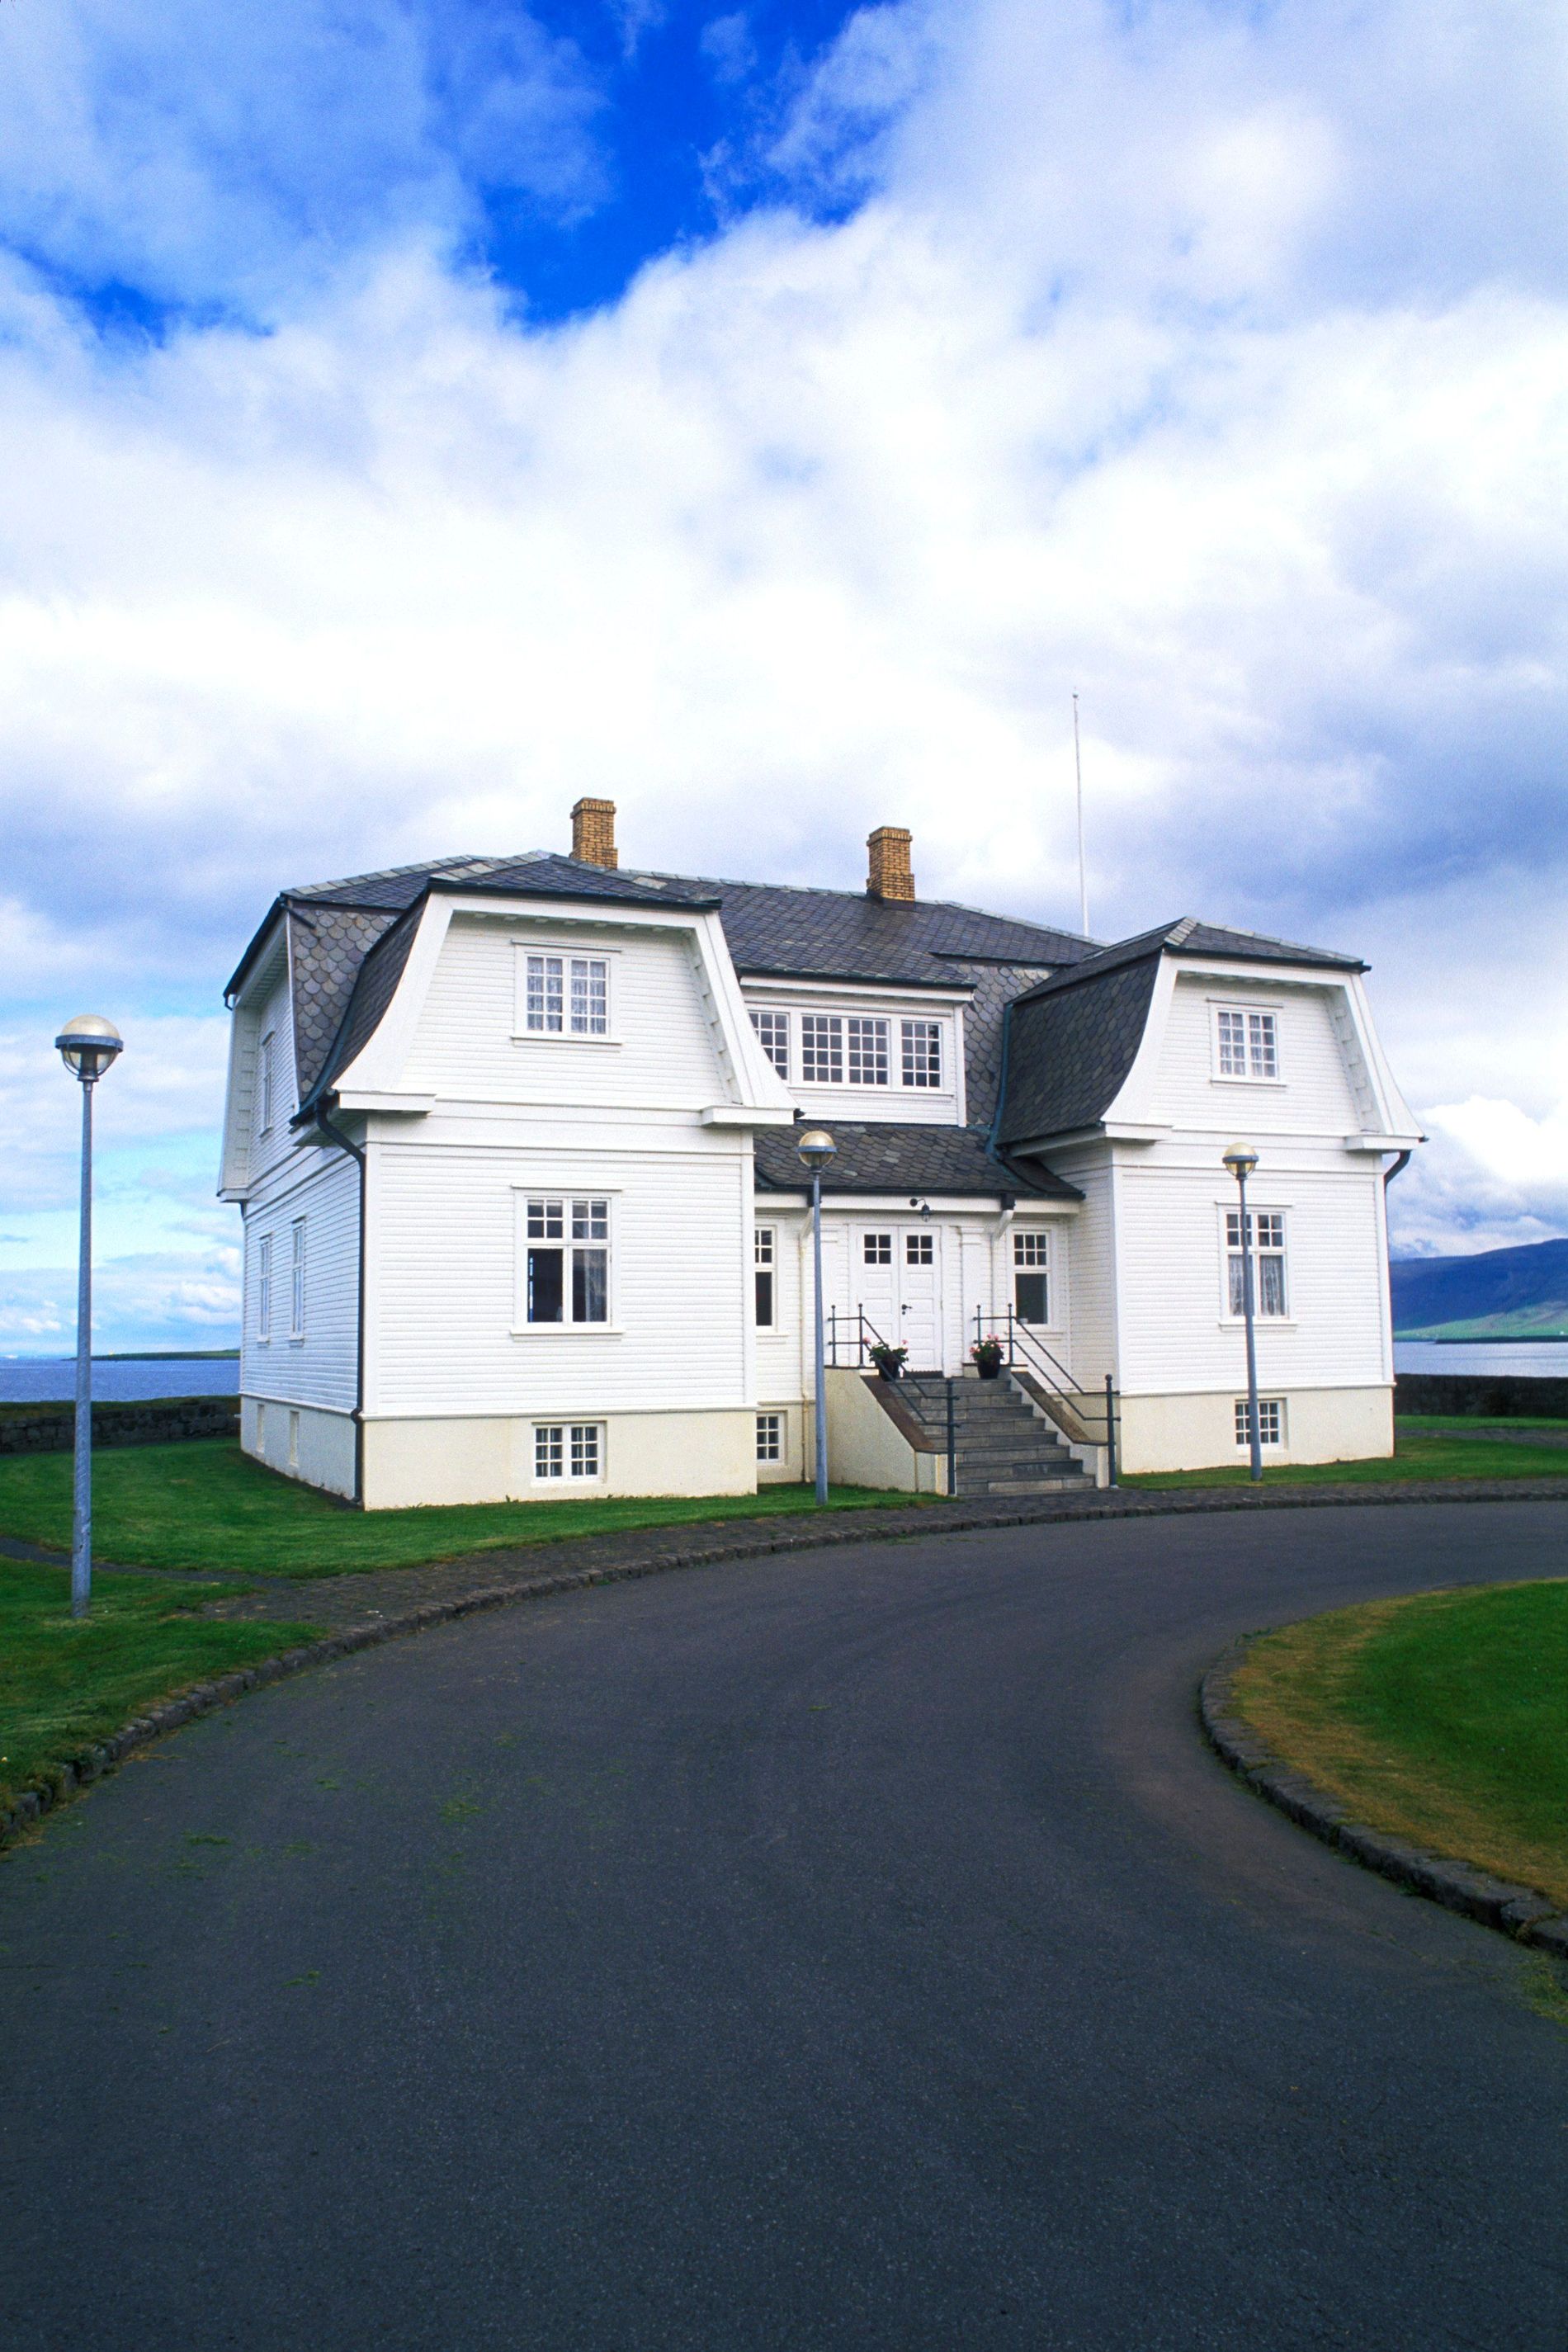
[
  {"x1": 827, "y1": 1306, "x2": 896, "y2": 1369},
  {"x1": 975, "y1": 1306, "x2": 1120, "y2": 1476}
]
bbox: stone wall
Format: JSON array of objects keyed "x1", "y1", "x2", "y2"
[
  {"x1": 1395, "y1": 1372, "x2": 1568, "y2": 1419},
  {"x1": 0, "y1": 1396, "x2": 239, "y2": 1455}
]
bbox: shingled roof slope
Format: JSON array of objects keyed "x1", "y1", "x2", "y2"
[{"x1": 754, "y1": 1122, "x2": 1079, "y2": 1201}]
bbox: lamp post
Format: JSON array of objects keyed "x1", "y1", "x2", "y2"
[
  {"x1": 796, "y1": 1127, "x2": 837, "y2": 1505},
  {"x1": 1222, "y1": 1143, "x2": 1263, "y2": 1484},
  {"x1": 56, "y1": 1017, "x2": 124, "y2": 1618}
]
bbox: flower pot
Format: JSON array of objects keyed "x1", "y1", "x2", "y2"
[
  {"x1": 871, "y1": 1356, "x2": 904, "y2": 1381},
  {"x1": 976, "y1": 1358, "x2": 1002, "y2": 1379}
]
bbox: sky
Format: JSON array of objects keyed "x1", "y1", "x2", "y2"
[{"x1": 1, "y1": 0, "x2": 1566, "y2": 1353}]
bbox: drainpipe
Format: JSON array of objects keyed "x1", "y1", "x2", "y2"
[
  {"x1": 1383, "y1": 1148, "x2": 1411, "y2": 1190},
  {"x1": 312, "y1": 1099, "x2": 366, "y2": 1508}
]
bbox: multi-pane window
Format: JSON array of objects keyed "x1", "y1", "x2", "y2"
[
  {"x1": 901, "y1": 1020, "x2": 942, "y2": 1089},
  {"x1": 1226, "y1": 1210, "x2": 1287, "y2": 1318},
  {"x1": 258, "y1": 1032, "x2": 275, "y2": 1134},
  {"x1": 526, "y1": 1197, "x2": 610, "y2": 1324},
  {"x1": 801, "y1": 1014, "x2": 843, "y2": 1084},
  {"x1": 846, "y1": 1016, "x2": 890, "y2": 1086},
  {"x1": 1216, "y1": 1007, "x2": 1279, "y2": 1080},
  {"x1": 1235, "y1": 1397, "x2": 1283, "y2": 1448},
  {"x1": 290, "y1": 1220, "x2": 306, "y2": 1339},
  {"x1": 905, "y1": 1231, "x2": 933, "y2": 1265},
  {"x1": 754, "y1": 1227, "x2": 775, "y2": 1327},
  {"x1": 535, "y1": 1424, "x2": 603, "y2": 1480},
  {"x1": 756, "y1": 1412, "x2": 782, "y2": 1463},
  {"x1": 1013, "y1": 1230, "x2": 1049, "y2": 1324},
  {"x1": 257, "y1": 1233, "x2": 272, "y2": 1342},
  {"x1": 525, "y1": 954, "x2": 609, "y2": 1036},
  {"x1": 863, "y1": 1231, "x2": 892, "y2": 1265},
  {"x1": 751, "y1": 1010, "x2": 789, "y2": 1079}
]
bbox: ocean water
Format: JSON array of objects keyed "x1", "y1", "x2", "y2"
[
  {"x1": 0, "y1": 1357, "x2": 240, "y2": 1405},
  {"x1": 1394, "y1": 1339, "x2": 1568, "y2": 1379}
]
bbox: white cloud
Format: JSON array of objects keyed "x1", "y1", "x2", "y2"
[{"x1": 0, "y1": 0, "x2": 1566, "y2": 1348}]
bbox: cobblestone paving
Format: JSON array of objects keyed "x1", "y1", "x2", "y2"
[{"x1": 196, "y1": 1476, "x2": 1568, "y2": 1633}]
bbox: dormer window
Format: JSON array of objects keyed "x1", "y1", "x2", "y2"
[
  {"x1": 901, "y1": 1020, "x2": 942, "y2": 1088},
  {"x1": 846, "y1": 1017, "x2": 889, "y2": 1086},
  {"x1": 524, "y1": 952, "x2": 610, "y2": 1037},
  {"x1": 801, "y1": 1015, "x2": 843, "y2": 1084},
  {"x1": 1215, "y1": 1005, "x2": 1278, "y2": 1081}
]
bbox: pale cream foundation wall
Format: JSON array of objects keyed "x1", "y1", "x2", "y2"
[
  {"x1": 241, "y1": 1396, "x2": 357, "y2": 1499},
  {"x1": 360, "y1": 1407, "x2": 758, "y2": 1510},
  {"x1": 820, "y1": 1370, "x2": 948, "y2": 1495},
  {"x1": 1117, "y1": 1385, "x2": 1393, "y2": 1474}
]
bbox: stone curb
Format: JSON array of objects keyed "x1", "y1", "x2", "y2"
[
  {"x1": 1199, "y1": 1636, "x2": 1568, "y2": 1965},
  {"x1": 5, "y1": 1475, "x2": 1567, "y2": 1858}
]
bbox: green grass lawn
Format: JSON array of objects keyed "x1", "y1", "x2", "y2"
[
  {"x1": 1, "y1": 1561, "x2": 319, "y2": 1819},
  {"x1": 1396, "y1": 1414, "x2": 1568, "y2": 1432},
  {"x1": 1126, "y1": 1430, "x2": 1568, "y2": 1488},
  {"x1": 1230, "y1": 1580, "x2": 1568, "y2": 1908},
  {"x1": 0, "y1": 1440, "x2": 918, "y2": 1579}
]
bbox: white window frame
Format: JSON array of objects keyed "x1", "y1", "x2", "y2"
[
  {"x1": 846, "y1": 1015, "x2": 890, "y2": 1088},
  {"x1": 756, "y1": 1411, "x2": 783, "y2": 1463},
  {"x1": 257, "y1": 1032, "x2": 275, "y2": 1135},
  {"x1": 513, "y1": 1189, "x2": 620, "y2": 1334},
  {"x1": 1235, "y1": 1397, "x2": 1285, "y2": 1448},
  {"x1": 512, "y1": 943, "x2": 620, "y2": 1044},
  {"x1": 257, "y1": 1231, "x2": 272, "y2": 1344},
  {"x1": 900, "y1": 1019, "x2": 943, "y2": 1090},
  {"x1": 289, "y1": 1219, "x2": 306, "y2": 1341},
  {"x1": 1013, "y1": 1228, "x2": 1050, "y2": 1325},
  {"x1": 1211, "y1": 1002, "x2": 1282, "y2": 1084},
  {"x1": 754, "y1": 1226, "x2": 776, "y2": 1328},
  {"x1": 1221, "y1": 1206, "x2": 1290, "y2": 1323},
  {"x1": 751, "y1": 1009, "x2": 790, "y2": 1080},
  {"x1": 533, "y1": 1422, "x2": 606, "y2": 1482},
  {"x1": 800, "y1": 1013, "x2": 844, "y2": 1086}
]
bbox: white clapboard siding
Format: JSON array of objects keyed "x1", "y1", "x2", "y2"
[
  {"x1": 1115, "y1": 1164, "x2": 1387, "y2": 1393},
  {"x1": 241, "y1": 1150, "x2": 359, "y2": 1410},
  {"x1": 366, "y1": 1138, "x2": 749, "y2": 1417},
  {"x1": 1151, "y1": 975, "x2": 1362, "y2": 1135},
  {"x1": 403, "y1": 914, "x2": 729, "y2": 1108},
  {"x1": 1047, "y1": 1151, "x2": 1116, "y2": 1389},
  {"x1": 754, "y1": 1205, "x2": 806, "y2": 1403}
]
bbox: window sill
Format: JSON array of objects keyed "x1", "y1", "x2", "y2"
[
  {"x1": 510, "y1": 1324, "x2": 624, "y2": 1337},
  {"x1": 1209, "y1": 1075, "x2": 1285, "y2": 1087},
  {"x1": 510, "y1": 1032, "x2": 622, "y2": 1048},
  {"x1": 1218, "y1": 1319, "x2": 1296, "y2": 1330}
]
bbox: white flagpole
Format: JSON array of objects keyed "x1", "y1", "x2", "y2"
[{"x1": 1073, "y1": 692, "x2": 1089, "y2": 936}]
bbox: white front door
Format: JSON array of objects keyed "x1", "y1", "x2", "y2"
[
  {"x1": 850, "y1": 1223, "x2": 943, "y2": 1371},
  {"x1": 898, "y1": 1228, "x2": 941, "y2": 1369}
]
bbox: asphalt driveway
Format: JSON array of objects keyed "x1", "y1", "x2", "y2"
[{"x1": 3, "y1": 1500, "x2": 1566, "y2": 2350}]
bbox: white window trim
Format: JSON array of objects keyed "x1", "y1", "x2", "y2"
[
  {"x1": 511, "y1": 1186, "x2": 622, "y2": 1335},
  {"x1": 1235, "y1": 1396, "x2": 1287, "y2": 1448},
  {"x1": 289, "y1": 1218, "x2": 306, "y2": 1342},
  {"x1": 256, "y1": 1231, "x2": 273, "y2": 1344},
  {"x1": 780, "y1": 1005, "x2": 956, "y2": 1093},
  {"x1": 756, "y1": 1410, "x2": 784, "y2": 1463},
  {"x1": 257, "y1": 1032, "x2": 276, "y2": 1135},
  {"x1": 531, "y1": 1420, "x2": 608, "y2": 1483},
  {"x1": 511, "y1": 942, "x2": 623, "y2": 1046},
  {"x1": 1208, "y1": 999, "x2": 1285, "y2": 1086},
  {"x1": 1217, "y1": 1202, "x2": 1294, "y2": 1327}
]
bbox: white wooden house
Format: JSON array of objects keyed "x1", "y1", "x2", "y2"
[{"x1": 219, "y1": 801, "x2": 1420, "y2": 1504}]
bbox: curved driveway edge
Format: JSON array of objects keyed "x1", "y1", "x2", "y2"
[
  {"x1": 1200, "y1": 1636, "x2": 1568, "y2": 1964},
  {"x1": 6, "y1": 1474, "x2": 1568, "y2": 1858}
]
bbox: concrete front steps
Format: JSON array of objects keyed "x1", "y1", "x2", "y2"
[{"x1": 895, "y1": 1370, "x2": 1091, "y2": 1496}]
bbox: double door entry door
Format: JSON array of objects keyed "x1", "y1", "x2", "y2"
[{"x1": 854, "y1": 1224, "x2": 942, "y2": 1372}]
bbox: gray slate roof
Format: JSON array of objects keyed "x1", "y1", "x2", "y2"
[
  {"x1": 995, "y1": 915, "x2": 1365, "y2": 1148},
  {"x1": 753, "y1": 1123, "x2": 1080, "y2": 1201}
]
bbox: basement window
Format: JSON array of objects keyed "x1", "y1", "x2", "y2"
[
  {"x1": 756, "y1": 1412, "x2": 782, "y2": 1463},
  {"x1": 1235, "y1": 1398, "x2": 1284, "y2": 1448}
]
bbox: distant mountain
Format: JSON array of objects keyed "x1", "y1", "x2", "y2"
[{"x1": 1391, "y1": 1237, "x2": 1568, "y2": 1338}]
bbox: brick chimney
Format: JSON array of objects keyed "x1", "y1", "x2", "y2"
[
  {"x1": 867, "y1": 825, "x2": 914, "y2": 902},
  {"x1": 571, "y1": 797, "x2": 617, "y2": 869}
]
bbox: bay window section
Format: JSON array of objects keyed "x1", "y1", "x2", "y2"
[
  {"x1": 846, "y1": 1016, "x2": 889, "y2": 1086},
  {"x1": 526, "y1": 1197, "x2": 611, "y2": 1325},
  {"x1": 751, "y1": 1010, "x2": 789, "y2": 1079},
  {"x1": 801, "y1": 1015, "x2": 843, "y2": 1084},
  {"x1": 901, "y1": 1020, "x2": 942, "y2": 1088}
]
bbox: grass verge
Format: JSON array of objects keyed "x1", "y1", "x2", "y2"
[
  {"x1": 1126, "y1": 1431, "x2": 1568, "y2": 1488},
  {"x1": 1396, "y1": 1415, "x2": 1568, "y2": 1433},
  {"x1": 1229, "y1": 1580, "x2": 1568, "y2": 1909},
  {"x1": 1, "y1": 1561, "x2": 318, "y2": 1819},
  {"x1": 0, "y1": 1440, "x2": 918, "y2": 1579}
]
